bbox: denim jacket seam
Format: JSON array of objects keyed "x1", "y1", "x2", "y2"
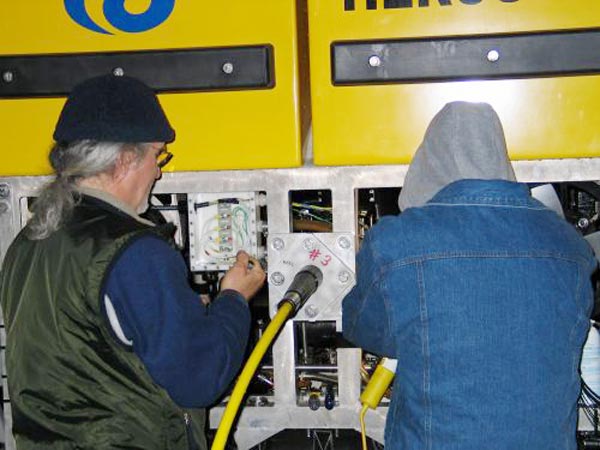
[
  {"x1": 380, "y1": 278, "x2": 396, "y2": 353},
  {"x1": 425, "y1": 201, "x2": 546, "y2": 211},
  {"x1": 416, "y1": 261, "x2": 432, "y2": 449},
  {"x1": 568, "y1": 264, "x2": 587, "y2": 450},
  {"x1": 570, "y1": 264, "x2": 586, "y2": 374},
  {"x1": 380, "y1": 252, "x2": 588, "y2": 272}
]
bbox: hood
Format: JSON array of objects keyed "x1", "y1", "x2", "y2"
[{"x1": 398, "y1": 101, "x2": 516, "y2": 211}]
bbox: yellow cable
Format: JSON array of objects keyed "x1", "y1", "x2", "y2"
[
  {"x1": 358, "y1": 357, "x2": 397, "y2": 449},
  {"x1": 211, "y1": 302, "x2": 294, "y2": 450},
  {"x1": 359, "y1": 403, "x2": 369, "y2": 450}
]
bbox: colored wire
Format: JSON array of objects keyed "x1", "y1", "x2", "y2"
[
  {"x1": 291, "y1": 207, "x2": 332, "y2": 224},
  {"x1": 198, "y1": 203, "x2": 252, "y2": 263},
  {"x1": 291, "y1": 202, "x2": 332, "y2": 212}
]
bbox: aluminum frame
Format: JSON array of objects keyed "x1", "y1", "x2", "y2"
[{"x1": 1, "y1": 159, "x2": 599, "y2": 449}]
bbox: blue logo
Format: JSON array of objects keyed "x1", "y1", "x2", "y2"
[{"x1": 65, "y1": 0, "x2": 175, "y2": 34}]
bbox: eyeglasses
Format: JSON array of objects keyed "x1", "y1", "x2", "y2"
[{"x1": 156, "y1": 147, "x2": 173, "y2": 169}]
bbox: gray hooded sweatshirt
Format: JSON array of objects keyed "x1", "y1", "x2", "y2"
[{"x1": 398, "y1": 101, "x2": 516, "y2": 211}]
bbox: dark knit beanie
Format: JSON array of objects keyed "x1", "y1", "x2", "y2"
[{"x1": 53, "y1": 74, "x2": 175, "y2": 143}]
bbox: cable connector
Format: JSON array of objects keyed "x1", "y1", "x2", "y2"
[
  {"x1": 359, "y1": 357, "x2": 397, "y2": 450},
  {"x1": 277, "y1": 265, "x2": 323, "y2": 316},
  {"x1": 360, "y1": 357, "x2": 397, "y2": 410}
]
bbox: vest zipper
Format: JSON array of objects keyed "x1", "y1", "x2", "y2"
[{"x1": 183, "y1": 412, "x2": 199, "y2": 450}]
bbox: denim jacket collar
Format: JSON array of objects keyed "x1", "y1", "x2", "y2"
[{"x1": 427, "y1": 179, "x2": 544, "y2": 209}]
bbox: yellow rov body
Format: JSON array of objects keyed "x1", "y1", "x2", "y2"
[
  {"x1": 309, "y1": 0, "x2": 600, "y2": 165},
  {"x1": 0, "y1": 1, "x2": 307, "y2": 175},
  {"x1": 2, "y1": 1, "x2": 600, "y2": 174}
]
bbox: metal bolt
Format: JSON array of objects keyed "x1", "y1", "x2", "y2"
[
  {"x1": 368, "y1": 55, "x2": 382, "y2": 68},
  {"x1": 305, "y1": 305, "x2": 319, "y2": 318},
  {"x1": 303, "y1": 238, "x2": 315, "y2": 251},
  {"x1": 271, "y1": 237, "x2": 285, "y2": 251},
  {"x1": 338, "y1": 270, "x2": 351, "y2": 284},
  {"x1": 113, "y1": 67, "x2": 125, "y2": 77},
  {"x1": 0, "y1": 183, "x2": 10, "y2": 198},
  {"x1": 2, "y1": 71, "x2": 14, "y2": 83},
  {"x1": 0, "y1": 183, "x2": 10, "y2": 199},
  {"x1": 578, "y1": 217, "x2": 590, "y2": 229},
  {"x1": 270, "y1": 271, "x2": 285, "y2": 286},
  {"x1": 337, "y1": 236, "x2": 351, "y2": 250},
  {"x1": 222, "y1": 62, "x2": 234, "y2": 74},
  {"x1": 486, "y1": 50, "x2": 500, "y2": 63}
]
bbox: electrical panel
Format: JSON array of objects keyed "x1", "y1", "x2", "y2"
[{"x1": 188, "y1": 191, "x2": 263, "y2": 271}]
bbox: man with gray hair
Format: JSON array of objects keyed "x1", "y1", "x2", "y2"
[
  {"x1": 0, "y1": 74, "x2": 265, "y2": 449},
  {"x1": 343, "y1": 102, "x2": 596, "y2": 449}
]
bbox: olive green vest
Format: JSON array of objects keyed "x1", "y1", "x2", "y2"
[{"x1": 0, "y1": 197, "x2": 206, "y2": 450}]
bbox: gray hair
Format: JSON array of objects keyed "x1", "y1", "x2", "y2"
[{"x1": 25, "y1": 140, "x2": 148, "y2": 240}]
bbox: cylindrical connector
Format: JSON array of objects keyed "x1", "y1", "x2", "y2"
[
  {"x1": 360, "y1": 358, "x2": 397, "y2": 410},
  {"x1": 277, "y1": 265, "x2": 323, "y2": 315}
]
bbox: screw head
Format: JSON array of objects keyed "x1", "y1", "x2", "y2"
[
  {"x1": 338, "y1": 270, "x2": 351, "y2": 284},
  {"x1": 2, "y1": 71, "x2": 14, "y2": 83},
  {"x1": 271, "y1": 238, "x2": 285, "y2": 251},
  {"x1": 487, "y1": 50, "x2": 500, "y2": 63},
  {"x1": 112, "y1": 67, "x2": 125, "y2": 77},
  {"x1": 368, "y1": 55, "x2": 382, "y2": 68},
  {"x1": 0, "y1": 184, "x2": 9, "y2": 199},
  {"x1": 305, "y1": 304, "x2": 319, "y2": 318},
  {"x1": 303, "y1": 238, "x2": 315, "y2": 251},
  {"x1": 222, "y1": 62, "x2": 234, "y2": 74},
  {"x1": 270, "y1": 271, "x2": 285, "y2": 286},
  {"x1": 337, "y1": 236, "x2": 351, "y2": 250}
]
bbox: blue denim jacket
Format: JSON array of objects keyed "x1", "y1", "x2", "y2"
[{"x1": 343, "y1": 179, "x2": 596, "y2": 450}]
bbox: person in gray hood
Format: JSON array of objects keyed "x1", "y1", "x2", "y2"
[
  {"x1": 343, "y1": 101, "x2": 595, "y2": 449},
  {"x1": 398, "y1": 101, "x2": 516, "y2": 211}
]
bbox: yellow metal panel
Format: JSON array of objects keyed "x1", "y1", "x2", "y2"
[
  {"x1": 309, "y1": 0, "x2": 600, "y2": 166},
  {"x1": 2, "y1": 2, "x2": 296, "y2": 54},
  {"x1": 1, "y1": 99, "x2": 61, "y2": 176},
  {"x1": 0, "y1": 1, "x2": 304, "y2": 175}
]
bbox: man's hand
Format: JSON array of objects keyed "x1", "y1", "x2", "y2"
[{"x1": 220, "y1": 251, "x2": 266, "y2": 301}]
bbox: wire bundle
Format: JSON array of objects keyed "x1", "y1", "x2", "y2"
[
  {"x1": 291, "y1": 202, "x2": 332, "y2": 224},
  {"x1": 198, "y1": 199, "x2": 253, "y2": 263}
]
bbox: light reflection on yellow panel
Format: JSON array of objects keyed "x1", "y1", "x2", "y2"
[
  {"x1": 309, "y1": 0, "x2": 600, "y2": 165},
  {"x1": 1, "y1": 1, "x2": 304, "y2": 175},
  {"x1": 313, "y1": 77, "x2": 600, "y2": 166}
]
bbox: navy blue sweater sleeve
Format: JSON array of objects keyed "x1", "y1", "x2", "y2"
[{"x1": 104, "y1": 235, "x2": 251, "y2": 408}]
